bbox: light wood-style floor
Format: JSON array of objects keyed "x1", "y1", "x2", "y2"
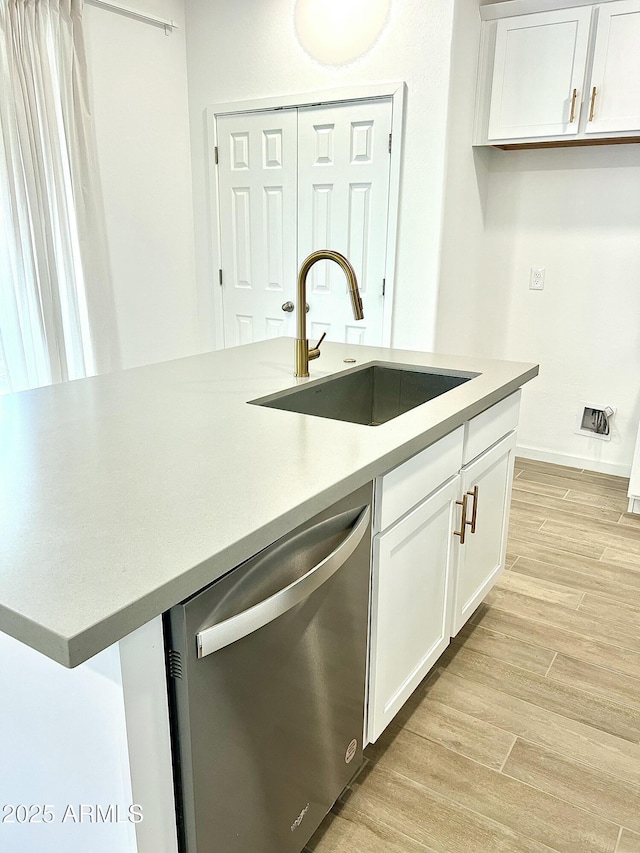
[{"x1": 306, "y1": 458, "x2": 640, "y2": 853}]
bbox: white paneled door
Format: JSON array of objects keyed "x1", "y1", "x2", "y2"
[
  {"x1": 298, "y1": 100, "x2": 391, "y2": 347},
  {"x1": 216, "y1": 98, "x2": 392, "y2": 348},
  {"x1": 217, "y1": 110, "x2": 298, "y2": 346}
]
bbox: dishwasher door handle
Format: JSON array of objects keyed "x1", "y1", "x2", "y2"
[{"x1": 196, "y1": 505, "x2": 370, "y2": 659}]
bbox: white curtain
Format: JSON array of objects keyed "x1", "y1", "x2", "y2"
[{"x1": 0, "y1": 0, "x2": 119, "y2": 393}]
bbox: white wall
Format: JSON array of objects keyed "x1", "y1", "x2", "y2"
[
  {"x1": 184, "y1": 0, "x2": 456, "y2": 354},
  {"x1": 437, "y1": 0, "x2": 497, "y2": 360},
  {"x1": 436, "y1": 0, "x2": 518, "y2": 364},
  {"x1": 437, "y1": 0, "x2": 640, "y2": 476},
  {"x1": 485, "y1": 145, "x2": 640, "y2": 475},
  {"x1": 84, "y1": 0, "x2": 199, "y2": 370},
  {"x1": 0, "y1": 631, "x2": 136, "y2": 853}
]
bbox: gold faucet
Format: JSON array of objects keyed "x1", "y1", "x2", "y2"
[{"x1": 294, "y1": 250, "x2": 364, "y2": 377}]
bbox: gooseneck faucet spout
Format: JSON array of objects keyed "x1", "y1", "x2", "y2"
[{"x1": 295, "y1": 250, "x2": 364, "y2": 377}]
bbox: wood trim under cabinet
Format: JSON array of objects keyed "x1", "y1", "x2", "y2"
[{"x1": 491, "y1": 136, "x2": 640, "y2": 150}]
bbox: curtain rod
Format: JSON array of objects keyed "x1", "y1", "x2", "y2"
[{"x1": 85, "y1": 0, "x2": 178, "y2": 34}]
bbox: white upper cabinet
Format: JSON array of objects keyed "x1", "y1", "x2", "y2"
[
  {"x1": 487, "y1": 8, "x2": 592, "y2": 140},
  {"x1": 477, "y1": 0, "x2": 640, "y2": 145},
  {"x1": 585, "y1": 0, "x2": 640, "y2": 134}
]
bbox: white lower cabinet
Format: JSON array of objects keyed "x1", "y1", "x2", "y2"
[
  {"x1": 368, "y1": 476, "x2": 460, "y2": 743},
  {"x1": 367, "y1": 394, "x2": 520, "y2": 744},
  {"x1": 452, "y1": 430, "x2": 517, "y2": 635}
]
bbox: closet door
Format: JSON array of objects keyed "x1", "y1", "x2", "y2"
[
  {"x1": 297, "y1": 99, "x2": 392, "y2": 347},
  {"x1": 216, "y1": 98, "x2": 393, "y2": 348},
  {"x1": 217, "y1": 110, "x2": 298, "y2": 347},
  {"x1": 585, "y1": 0, "x2": 640, "y2": 135}
]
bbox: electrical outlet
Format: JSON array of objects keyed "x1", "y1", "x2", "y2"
[{"x1": 529, "y1": 268, "x2": 545, "y2": 290}]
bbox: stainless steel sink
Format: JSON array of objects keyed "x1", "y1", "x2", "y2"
[{"x1": 250, "y1": 362, "x2": 478, "y2": 426}]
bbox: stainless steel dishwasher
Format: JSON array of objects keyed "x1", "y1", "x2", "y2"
[{"x1": 165, "y1": 482, "x2": 372, "y2": 853}]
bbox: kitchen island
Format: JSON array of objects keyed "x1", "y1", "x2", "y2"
[{"x1": 0, "y1": 338, "x2": 537, "y2": 853}]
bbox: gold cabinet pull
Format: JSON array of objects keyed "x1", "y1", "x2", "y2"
[
  {"x1": 589, "y1": 86, "x2": 597, "y2": 122},
  {"x1": 569, "y1": 88, "x2": 577, "y2": 123},
  {"x1": 454, "y1": 494, "x2": 468, "y2": 544},
  {"x1": 466, "y1": 485, "x2": 479, "y2": 534}
]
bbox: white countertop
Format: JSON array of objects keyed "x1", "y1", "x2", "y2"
[{"x1": 0, "y1": 338, "x2": 537, "y2": 667}]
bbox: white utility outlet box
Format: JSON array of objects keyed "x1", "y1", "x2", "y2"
[{"x1": 574, "y1": 401, "x2": 616, "y2": 441}]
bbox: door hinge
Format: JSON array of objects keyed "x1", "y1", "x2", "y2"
[
  {"x1": 388, "y1": 133, "x2": 392, "y2": 154},
  {"x1": 218, "y1": 269, "x2": 223, "y2": 287},
  {"x1": 167, "y1": 650, "x2": 183, "y2": 679},
  {"x1": 214, "y1": 146, "x2": 219, "y2": 165},
  {"x1": 382, "y1": 278, "x2": 386, "y2": 296}
]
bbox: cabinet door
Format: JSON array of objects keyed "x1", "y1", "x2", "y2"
[
  {"x1": 488, "y1": 8, "x2": 592, "y2": 141},
  {"x1": 368, "y1": 477, "x2": 459, "y2": 743},
  {"x1": 452, "y1": 431, "x2": 516, "y2": 635},
  {"x1": 585, "y1": 0, "x2": 640, "y2": 134}
]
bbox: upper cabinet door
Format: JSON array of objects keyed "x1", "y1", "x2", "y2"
[
  {"x1": 585, "y1": 0, "x2": 640, "y2": 134},
  {"x1": 487, "y1": 8, "x2": 592, "y2": 141}
]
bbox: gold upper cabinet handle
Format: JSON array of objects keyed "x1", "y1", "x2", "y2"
[
  {"x1": 589, "y1": 86, "x2": 597, "y2": 122},
  {"x1": 569, "y1": 88, "x2": 577, "y2": 123}
]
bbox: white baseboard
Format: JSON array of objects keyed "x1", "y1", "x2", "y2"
[
  {"x1": 516, "y1": 445, "x2": 632, "y2": 479},
  {"x1": 628, "y1": 496, "x2": 640, "y2": 515}
]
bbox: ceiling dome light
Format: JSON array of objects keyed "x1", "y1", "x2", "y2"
[{"x1": 294, "y1": 0, "x2": 391, "y2": 66}]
